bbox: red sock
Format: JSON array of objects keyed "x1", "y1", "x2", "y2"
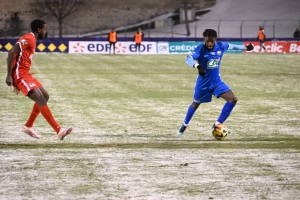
[
  {"x1": 40, "y1": 105, "x2": 61, "y2": 133},
  {"x1": 25, "y1": 103, "x2": 40, "y2": 127}
]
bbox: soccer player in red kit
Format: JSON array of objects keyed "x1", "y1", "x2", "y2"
[{"x1": 5, "y1": 19, "x2": 72, "y2": 140}]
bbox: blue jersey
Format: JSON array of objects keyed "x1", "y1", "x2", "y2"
[
  {"x1": 185, "y1": 42, "x2": 245, "y2": 102},
  {"x1": 186, "y1": 42, "x2": 231, "y2": 103},
  {"x1": 191, "y1": 42, "x2": 229, "y2": 83}
]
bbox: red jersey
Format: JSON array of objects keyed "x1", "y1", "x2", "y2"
[{"x1": 13, "y1": 32, "x2": 36, "y2": 79}]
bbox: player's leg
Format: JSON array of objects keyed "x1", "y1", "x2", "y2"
[
  {"x1": 262, "y1": 42, "x2": 266, "y2": 50},
  {"x1": 259, "y1": 41, "x2": 262, "y2": 52},
  {"x1": 15, "y1": 77, "x2": 44, "y2": 139},
  {"x1": 184, "y1": 101, "x2": 200, "y2": 125},
  {"x1": 178, "y1": 101, "x2": 200, "y2": 136},
  {"x1": 22, "y1": 88, "x2": 47, "y2": 139},
  {"x1": 27, "y1": 88, "x2": 72, "y2": 140},
  {"x1": 27, "y1": 88, "x2": 60, "y2": 132},
  {"x1": 217, "y1": 90, "x2": 237, "y2": 124},
  {"x1": 25, "y1": 86, "x2": 49, "y2": 128},
  {"x1": 113, "y1": 42, "x2": 116, "y2": 54},
  {"x1": 211, "y1": 82, "x2": 236, "y2": 134},
  {"x1": 178, "y1": 79, "x2": 212, "y2": 136},
  {"x1": 260, "y1": 40, "x2": 266, "y2": 52},
  {"x1": 25, "y1": 103, "x2": 40, "y2": 127},
  {"x1": 22, "y1": 101, "x2": 41, "y2": 139},
  {"x1": 137, "y1": 44, "x2": 141, "y2": 54}
]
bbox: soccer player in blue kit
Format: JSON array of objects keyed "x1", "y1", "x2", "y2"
[{"x1": 178, "y1": 29, "x2": 253, "y2": 136}]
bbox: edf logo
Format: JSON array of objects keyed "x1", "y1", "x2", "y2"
[
  {"x1": 87, "y1": 43, "x2": 107, "y2": 52},
  {"x1": 129, "y1": 44, "x2": 152, "y2": 53},
  {"x1": 69, "y1": 41, "x2": 157, "y2": 54}
]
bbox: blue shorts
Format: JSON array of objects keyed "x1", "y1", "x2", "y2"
[{"x1": 193, "y1": 77, "x2": 231, "y2": 103}]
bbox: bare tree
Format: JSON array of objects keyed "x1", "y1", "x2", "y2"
[{"x1": 44, "y1": 0, "x2": 83, "y2": 38}]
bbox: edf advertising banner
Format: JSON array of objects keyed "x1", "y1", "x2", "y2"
[{"x1": 69, "y1": 41, "x2": 157, "y2": 54}]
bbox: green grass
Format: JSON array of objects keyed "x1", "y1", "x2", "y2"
[{"x1": 0, "y1": 53, "x2": 300, "y2": 199}]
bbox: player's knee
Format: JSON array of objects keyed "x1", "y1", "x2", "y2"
[
  {"x1": 38, "y1": 96, "x2": 48, "y2": 106},
  {"x1": 231, "y1": 97, "x2": 238, "y2": 104},
  {"x1": 44, "y1": 94, "x2": 49, "y2": 102},
  {"x1": 36, "y1": 99, "x2": 47, "y2": 107},
  {"x1": 192, "y1": 101, "x2": 200, "y2": 109}
]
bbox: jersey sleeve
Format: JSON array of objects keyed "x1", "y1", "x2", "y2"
[
  {"x1": 191, "y1": 45, "x2": 201, "y2": 59},
  {"x1": 185, "y1": 45, "x2": 201, "y2": 67},
  {"x1": 228, "y1": 43, "x2": 246, "y2": 50},
  {"x1": 221, "y1": 42, "x2": 230, "y2": 51},
  {"x1": 185, "y1": 54, "x2": 196, "y2": 67}
]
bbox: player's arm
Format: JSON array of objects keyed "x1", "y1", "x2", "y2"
[
  {"x1": 6, "y1": 43, "x2": 21, "y2": 86},
  {"x1": 185, "y1": 53, "x2": 199, "y2": 68},
  {"x1": 185, "y1": 45, "x2": 201, "y2": 68},
  {"x1": 228, "y1": 43, "x2": 253, "y2": 51},
  {"x1": 185, "y1": 52, "x2": 205, "y2": 77}
]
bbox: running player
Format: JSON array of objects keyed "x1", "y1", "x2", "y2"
[
  {"x1": 5, "y1": 19, "x2": 72, "y2": 140},
  {"x1": 178, "y1": 29, "x2": 253, "y2": 136}
]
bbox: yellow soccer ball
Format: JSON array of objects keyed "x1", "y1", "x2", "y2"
[{"x1": 212, "y1": 124, "x2": 228, "y2": 140}]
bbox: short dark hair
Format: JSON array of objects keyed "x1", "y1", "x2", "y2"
[
  {"x1": 203, "y1": 29, "x2": 217, "y2": 38},
  {"x1": 30, "y1": 19, "x2": 46, "y2": 32}
]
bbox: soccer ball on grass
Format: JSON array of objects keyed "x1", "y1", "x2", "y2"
[{"x1": 212, "y1": 124, "x2": 229, "y2": 140}]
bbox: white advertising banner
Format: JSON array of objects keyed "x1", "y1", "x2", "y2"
[{"x1": 69, "y1": 41, "x2": 157, "y2": 54}]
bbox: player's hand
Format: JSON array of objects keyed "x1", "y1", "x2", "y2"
[
  {"x1": 245, "y1": 43, "x2": 254, "y2": 51},
  {"x1": 193, "y1": 63, "x2": 205, "y2": 77},
  {"x1": 6, "y1": 75, "x2": 13, "y2": 86},
  {"x1": 13, "y1": 87, "x2": 20, "y2": 95}
]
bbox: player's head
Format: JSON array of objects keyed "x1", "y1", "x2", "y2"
[
  {"x1": 259, "y1": 26, "x2": 263, "y2": 30},
  {"x1": 31, "y1": 19, "x2": 47, "y2": 40},
  {"x1": 203, "y1": 29, "x2": 217, "y2": 50}
]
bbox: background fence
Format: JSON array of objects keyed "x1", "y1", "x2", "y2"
[{"x1": 1, "y1": 19, "x2": 299, "y2": 39}]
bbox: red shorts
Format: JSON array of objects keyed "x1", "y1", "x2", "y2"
[{"x1": 13, "y1": 74, "x2": 42, "y2": 96}]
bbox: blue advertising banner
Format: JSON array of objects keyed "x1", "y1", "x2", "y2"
[
  {"x1": 168, "y1": 42, "x2": 198, "y2": 54},
  {"x1": 0, "y1": 39, "x2": 68, "y2": 53},
  {"x1": 157, "y1": 41, "x2": 244, "y2": 54}
]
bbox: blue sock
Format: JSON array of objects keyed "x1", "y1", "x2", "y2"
[
  {"x1": 183, "y1": 104, "x2": 198, "y2": 125},
  {"x1": 217, "y1": 102, "x2": 236, "y2": 123}
]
